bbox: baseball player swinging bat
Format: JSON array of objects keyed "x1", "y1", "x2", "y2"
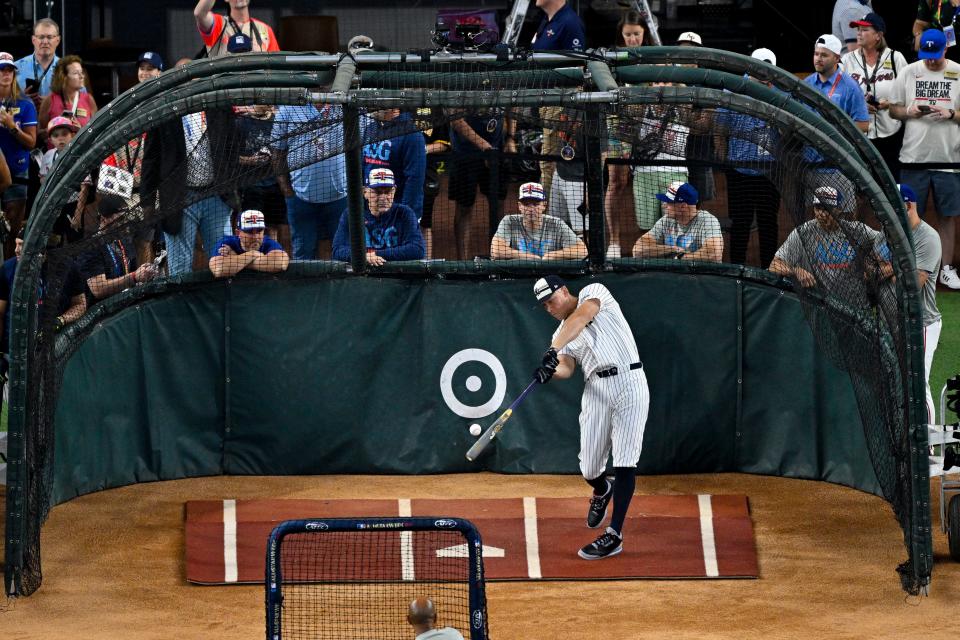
[{"x1": 465, "y1": 378, "x2": 539, "y2": 461}]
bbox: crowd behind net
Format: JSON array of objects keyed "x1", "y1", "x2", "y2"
[{"x1": 4, "y1": 46, "x2": 931, "y2": 597}]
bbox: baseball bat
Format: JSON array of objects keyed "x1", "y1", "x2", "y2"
[{"x1": 465, "y1": 378, "x2": 539, "y2": 462}]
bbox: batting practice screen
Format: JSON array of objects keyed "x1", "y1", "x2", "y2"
[{"x1": 265, "y1": 517, "x2": 488, "y2": 640}]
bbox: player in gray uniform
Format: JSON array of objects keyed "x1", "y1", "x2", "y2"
[
  {"x1": 533, "y1": 275, "x2": 650, "y2": 559},
  {"x1": 407, "y1": 596, "x2": 465, "y2": 640},
  {"x1": 898, "y1": 184, "x2": 942, "y2": 422}
]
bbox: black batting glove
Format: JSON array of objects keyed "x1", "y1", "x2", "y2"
[
  {"x1": 534, "y1": 347, "x2": 559, "y2": 384},
  {"x1": 542, "y1": 347, "x2": 559, "y2": 369},
  {"x1": 534, "y1": 365, "x2": 554, "y2": 384}
]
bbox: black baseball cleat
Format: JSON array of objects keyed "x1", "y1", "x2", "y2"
[
  {"x1": 578, "y1": 527, "x2": 623, "y2": 560},
  {"x1": 586, "y1": 480, "x2": 612, "y2": 528}
]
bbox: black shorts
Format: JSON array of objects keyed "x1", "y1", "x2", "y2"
[
  {"x1": 447, "y1": 153, "x2": 508, "y2": 208},
  {"x1": 240, "y1": 182, "x2": 287, "y2": 227}
]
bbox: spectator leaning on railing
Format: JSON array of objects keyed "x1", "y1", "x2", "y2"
[
  {"x1": 332, "y1": 168, "x2": 425, "y2": 265},
  {"x1": 80, "y1": 194, "x2": 158, "y2": 300},
  {"x1": 490, "y1": 181, "x2": 586, "y2": 261},
  {"x1": 633, "y1": 181, "x2": 723, "y2": 262},
  {"x1": 209, "y1": 209, "x2": 289, "y2": 278}
]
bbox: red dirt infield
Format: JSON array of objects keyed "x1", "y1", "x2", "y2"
[{"x1": 185, "y1": 494, "x2": 758, "y2": 584}]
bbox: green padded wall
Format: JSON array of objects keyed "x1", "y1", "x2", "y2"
[{"x1": 52, "y1": 274, "x2": 877, "y2": 504}]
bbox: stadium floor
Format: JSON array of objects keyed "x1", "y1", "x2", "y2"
[{"x1": 2, "y1": 472, "x2": 959, "y2": 639}]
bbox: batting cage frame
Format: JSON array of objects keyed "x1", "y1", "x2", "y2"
[
  {"x1": 265, "y1": 517, "x2": 488, "y2": 640},
  {"x1": 3, "y1": 47, "x2": 933, "y2": 597}
]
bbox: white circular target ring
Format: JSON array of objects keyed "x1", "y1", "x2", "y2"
[{"x1": 440, "y1": 349, "x2": 507, "y2": 419}]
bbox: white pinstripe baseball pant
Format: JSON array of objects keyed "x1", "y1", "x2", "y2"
[{"x1": 578, "y1": 367, "x2": 649, "y2": 480}]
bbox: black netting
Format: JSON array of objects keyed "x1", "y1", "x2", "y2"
[
  {"x1": 5, "y1": 54, "x2": 929, "y2": 597},
  {"x1": 275, "y1": 530, "x2": 476, "y2": 640}
]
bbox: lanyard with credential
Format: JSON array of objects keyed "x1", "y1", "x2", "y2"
[
  {"x1": 935, "y1": 1, "x2": 960, "y2": 25},
  {"x1": 858, "y1": 50, "x2": 885, "y2": 95},
  {"x1": 826, "y1": 71, "x2": 843, "y2": 99},
  {"x1": 32, "y1": 55, "x2": 53, "y2": 87},
  {"x1": 105, "y1": 240, "x2": 129, "y2": 278}
]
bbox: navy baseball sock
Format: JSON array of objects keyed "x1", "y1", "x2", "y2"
[
  {"x1": 586, "y1": 475, "x2": 611, "y2": 496},
  {"x1": 609, "y1": 466, "x2": 636, "y2": 536}
]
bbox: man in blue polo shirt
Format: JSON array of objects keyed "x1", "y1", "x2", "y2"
[
  {"x1": 15, "y1": 18, "x2": 60, "y2": 106},
  {"x1": 531, "y1": 0, "x2": 585, "y2": 51},
  {"x1": 805, "y1": 34, "x2": 870, "y2": 132},
  {"x1": 209, "y1": 209, "x2": 290, "y2": 278}
]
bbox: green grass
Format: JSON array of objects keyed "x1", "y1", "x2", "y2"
[{"x1": 931, "y1": 292, "x2": 960, "y2": 426}]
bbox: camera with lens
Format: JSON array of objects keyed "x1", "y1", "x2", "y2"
[{"x1": 432, "y1": 17, "x2": 496, "y2": 52}]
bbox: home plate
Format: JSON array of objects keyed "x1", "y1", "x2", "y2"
[{"x1": 436, "y1": 543, "x2": 505, "y2": 558}]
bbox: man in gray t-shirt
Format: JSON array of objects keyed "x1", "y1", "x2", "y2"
[
  {"x1": 490, "y1": 181, "x2": 586, "y2": 260},
  {"x1": 632, "y1": 181, "x2": 723, "y2": 261},
  {"x1": 770, "y1": 187, "x2": 886, "y2": 304},
  {"x1": 899, "y1": 184, "x2": 942, "y2": 422}
]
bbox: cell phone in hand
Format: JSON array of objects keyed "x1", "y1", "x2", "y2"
[
  {"x1": 917, "y1": 104, "x2": 933, "y2": 113},
  {"x1": 24, "y1": 79, "x2": 40, "y2": 94}
]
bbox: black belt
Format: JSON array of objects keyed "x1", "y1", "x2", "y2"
[{"x1": 596, "y1": 362, "x2": 642, "y2": 378}]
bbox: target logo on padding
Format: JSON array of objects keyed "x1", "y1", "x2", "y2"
[{"x1": 440, "y1": 349, "x2": 507, "y2": 419}]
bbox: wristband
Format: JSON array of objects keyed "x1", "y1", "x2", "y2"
[
  {"x1": 951, "y1": 109, "x2": 956, "y2": 121},
  {"x1": 131, "y1": 271, "x2": 137, "y2": 284}
]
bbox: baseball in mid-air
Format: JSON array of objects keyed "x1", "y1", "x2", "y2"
[{"x1": 469, "y1": 423, "x2": 482, "y2": 436}]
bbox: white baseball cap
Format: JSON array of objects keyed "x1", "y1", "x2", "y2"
[
  {"x1": 812, "y1": 186, "x2": 841, "y2": 208},
  {"x1": 751, "y1": 48, "x2": 777, "y2": 66},
  {"x1": 518, "y1": 181, "x2": 546, "y2": 201},
  {"x1": 815, "y1": 34, "x2": 843, "y2": 56},
  {"x1": 366, "y1": 168, "x2": 396, "y2": 188},
  {"x1": 676, "y1": 32, "x2": 703, "y2": 46},
  {"x1": 239, "y1": 209, "x2": 266, "y2": 231}
]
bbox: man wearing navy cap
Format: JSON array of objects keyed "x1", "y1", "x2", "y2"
[
  {"x1": 137, "y1": 52, "x2": 164, "y2": 83},
  {"x1": 331, "y1": 168, "x2": 425, "y2": 265},
  {"x1": 227, "y1": 33, "x2": 253, "y2": 55},
  {"x1": 209, "y1": 209, "x2": 289, "y2": 278},
  {"x1": 632, "y1": 181, "x2": 723, "y2": 261},
  {"x1": 889, "y1": 28, "x2": 960, "y2": 289}
]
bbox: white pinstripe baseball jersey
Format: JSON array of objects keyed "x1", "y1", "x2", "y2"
[{"x1": 553, "y1": 283, "x2": 640, "y2": 379}]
